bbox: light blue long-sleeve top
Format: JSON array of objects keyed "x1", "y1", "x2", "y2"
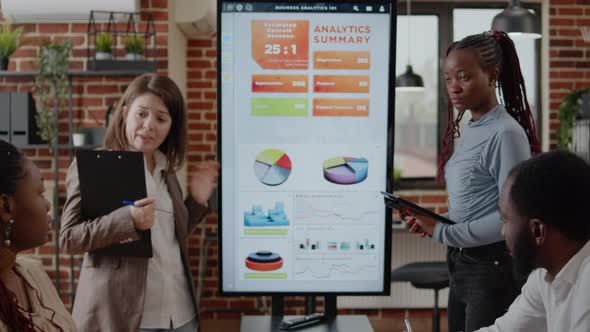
[{"x1": 432, "y1": 105, "x2": 531, "y2": 248}]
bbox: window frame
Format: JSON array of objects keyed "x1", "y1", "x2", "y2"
[{"x1": 395, "y1": 1, "x2": 542, "y2": 190}]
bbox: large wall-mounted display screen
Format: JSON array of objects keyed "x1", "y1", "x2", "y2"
[{"x1": 219, "y1": 0, "x2": 395, "y2": 294}]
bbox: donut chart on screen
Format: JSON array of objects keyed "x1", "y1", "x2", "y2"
[
  {"x1": 323, "y1": 156, "x2": 368, "y2": 184},
  {"x1": 245, "y1": 251, "x2": 284, "y2": 271},
  {"x1": 254, "y1": 149, "x2": 292, "y2": 186}
]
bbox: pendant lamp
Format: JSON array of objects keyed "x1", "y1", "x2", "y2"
[
  {"x1": 396, "y1": 0, "x2": 424, "y2": 91},
  {"x1": 492, "y1": 0, "x2": 541, "y2": 40}
]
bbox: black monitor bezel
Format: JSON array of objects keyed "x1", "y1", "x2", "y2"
[{"x1": 217, "y1": 0, "x2": 397, "y2": 296}]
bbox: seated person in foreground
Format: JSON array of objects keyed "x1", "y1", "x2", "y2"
[
  {"x1": 476, "y1": 150, "x2": 590, "y2": 332},
  {"x1": 0, "y1": 140, "x2": 77, "y2": 332}
]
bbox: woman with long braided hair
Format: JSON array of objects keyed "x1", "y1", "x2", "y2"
[
  {"x1": 0, "y1": 140, "x2": 76, "y2": 332},
  {"x1": 403, "y1": 31, "x2": 540, "y2": 332}
]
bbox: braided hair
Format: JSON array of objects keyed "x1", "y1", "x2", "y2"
[
  {"x1": 0, "y1": 140, "x2": 39, "y2": 332},
  {"x1": 438, "y1": 31, "x2": 541, "y2": 180}
]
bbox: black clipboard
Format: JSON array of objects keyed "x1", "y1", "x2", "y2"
[
  {"x1": 76, "y1": 150, "x2": 153, "y2": 257},
  {"x1": 381, "y1": 191, "x2": 454, "y2": 225}
]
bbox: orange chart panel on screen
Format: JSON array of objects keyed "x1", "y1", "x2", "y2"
[
  {"x1": 314, "y1": 51, "x2": 370, "y2": 70},
  {"x1": 313, "y1": 98, "x2": 369, "y2": 117},
  {"x1": 252, "y1": 20, "x2": 309, "y2": 70},
  {"x1": 313, "y1": 75, "x2": 369, "y2": 93},
  {"x1": 252, "y1": 74, "x2": 308, "y2": 93}
]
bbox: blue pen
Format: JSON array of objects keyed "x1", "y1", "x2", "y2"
[{"x1": 122, "y1": 200, "x2": 172, "y2": 214}]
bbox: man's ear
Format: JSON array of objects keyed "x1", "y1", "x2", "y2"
[{"x1": 529, "y1": 219, "x2": 546, "y2": 246}]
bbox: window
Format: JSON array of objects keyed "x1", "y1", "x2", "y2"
[
  {"x1": 393, "y1": 3, "x2": 541, "y2": 187},
  {"x1": 394, "y1": 15, "x2": 439, "y2": 178}
]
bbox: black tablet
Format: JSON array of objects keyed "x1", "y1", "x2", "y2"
[{"x1": 381, "y1": 191, "x2": 454, "y2": 225}]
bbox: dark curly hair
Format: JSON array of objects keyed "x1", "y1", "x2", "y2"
[
  {"x1": 508, "y1": 150, "x2": 590, "y2": 242},
  {"x1": 0, "y1": 140, "x2": 26, "y2": 196},
  {"x1": 0, "y1": 140, "x2": 39, "y2": 331}
]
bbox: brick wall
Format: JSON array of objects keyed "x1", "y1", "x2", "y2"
[
  {"x1": 549, "y1": 0, "x2": 590, "y2": 148},
  {"x1": 3, "y1": 0, "x2": 589, "y2": 326},
  {"x1": 0, "y1": 0, "x2": 170, "y2": 306}
]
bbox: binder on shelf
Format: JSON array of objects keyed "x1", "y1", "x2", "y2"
[
  {"x1": 0, "y1": 92, "x2": 43, "y2": 144},
  {"x1": 0, "y1": 92, "x2": 9, "y2": 141},
  {"x1": 76, "y1": 150, "x2": 152, "y2": 257},
  {"x1": 10, "y1": 92, "x2": 43, "y2": 145},
  {"x1": 381, "y1": 191, "x2": 454, "y2": 225}
]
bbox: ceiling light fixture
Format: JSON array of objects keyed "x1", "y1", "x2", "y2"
[
  {"x1": 492, "y1": 0, "x2": 541, "y2": 40},
  {"x1": 395, "y1": 0, "x2": 424, "y2": 91}
]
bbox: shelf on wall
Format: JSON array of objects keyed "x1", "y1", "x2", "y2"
[
  {"x1": 88, "y1": 60, "x2": 158, "y2": 72},
  {"x1": 87, "y1": 10, "x2": 157, "y2": 68},
  {"x1": 14, "y1": 143, "x2": 102, "y2": 150},
  {"x1": 0, "y1": 69, "x2": 156, "y2": 77},
  {"x1": 14, "y1": 143, "x2": 51, "y2": 149}
]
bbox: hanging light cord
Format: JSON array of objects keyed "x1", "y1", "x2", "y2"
[{"x1": 406, "y1": 0, "x2": 411, "y2": 66}]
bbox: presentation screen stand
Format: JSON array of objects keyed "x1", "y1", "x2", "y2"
[
  {"x1": 270, "y1": 295, "x2": 334, "y2": 317},
  {"x1": 241, "y1": 295, "x2": 373, "y2": 332}
]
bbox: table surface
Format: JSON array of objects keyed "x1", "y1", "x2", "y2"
[{"x1": 240, "y1": 315, "x2": 374, "y2": 332}]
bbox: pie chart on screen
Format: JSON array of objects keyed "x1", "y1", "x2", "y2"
[
  {"x1": 323, "y1": 156, "x2": 368, "y2": 184},
  {"x1": 254, "y1": 148, "x2": 292, "y2": 186}
]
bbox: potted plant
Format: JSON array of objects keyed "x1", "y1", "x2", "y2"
[
  {"x1": 72, "y1": 127, "x2": 87, "y2": 147},
  {"x1": 556, "y1": 88, "x2": 590, "y2": 150},
  {"x1": 95, "y1": 33, "x2": 112, "y2": 60},
  {"x1": 78, "y1": 109, "x2": 107, "y2": 146},
  {"x1": 33, "y1": 40, "x2": 73, "y2": 149},
  {"x1": 0, "y1": 21, "x2": 24, "y2": 70},
  {"x1": 124, "y1": 35, "x2": 145, "y2": 60}
]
